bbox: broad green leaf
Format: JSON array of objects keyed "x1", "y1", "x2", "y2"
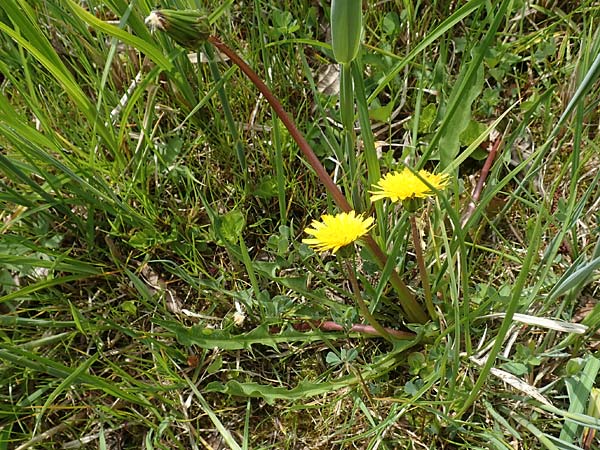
[
  {"x1": 460, "y1": 120, "x2": 487, "y2": 147},
  {"x1": 460, "y1": 120, "x2": 489, "y2": 160},
  {"x1": 204, "y1": 379, "x2": 356, "y2": 404},
  {"x1": 438, "y1": 51, "x2": 484, "y2": 168},
  {"x1": 368, "y1": 101, "x2": 394, "y2": 123},
  {"x1": 560, "y1": 355, "x2": 600, "y2": 443},
  {"x1": 416, "y1": 103, "x2": 437, "y2": 134},
  {"x1": 219, "y1": 210, "x2": 246, "y2": 244},
  {"x1": 204, "y1": 338, "x2": 418, "y2": 404},
  {"x1": 155, "y1": 320, "x2": 346, "y2": 351},
  {"x1": 206, "y1": 356, "x2": 223, "y2": 374}
]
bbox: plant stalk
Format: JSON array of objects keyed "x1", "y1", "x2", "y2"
[
  {"x1": 208, "y1": 36, "x2": 427, "y2": 324},
  {"x1": 410, "y1": 215, "x2": 435, "y2": 320},
  {"x1": 203, "y1": 43, "x2": 247, "y2": 180},
  {"x1": 340, "y1": 62, "x2": 359, "y2": 207},
  {"x1": 344, "y1": 259, "x2": 395, "y2": 343}
]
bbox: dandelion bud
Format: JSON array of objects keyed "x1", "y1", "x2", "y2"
[
  {"x1": 330, "y1": 0, "x2": 362, "y2": 65},
  {"x1": 145, "y1": 9, "x2": 211, "y2": 49}
]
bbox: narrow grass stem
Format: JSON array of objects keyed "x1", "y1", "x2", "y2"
[
  {"x1": 208, "y1": 36, "x2": 427, "y2": 324},
  {"x1": 410, "y1": 215, "x2": 435, "y2": 320},
  {"x1": 237, "y1": 235, "x2": 262, "y2": 316},
  {"x1": 351, "y1": 59, "x2": 385, "y2": 239},
  {"x1": 203, "y1": 43, "x2": 247, "y2": 181},
  {"x1": 343, "y1": 259, "x2": 395, "y2": 343},
  {"x1": 251, "y1": 0, "x2": 286, "y2": 223},
  {"x1": 455, "y1": 203, "x2": 546, "y2": 418},
  {"x1": 272, "y1": 118, "x2": 287, "y2": 223}
]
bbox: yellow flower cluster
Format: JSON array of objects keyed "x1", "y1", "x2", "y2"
[
  {"x1": 370, "y1": 168, "x2": 450, "y2": 202},
  {"x1": 303, "y1": 211, "x2": 373, "y2": 254},
  {"x1": 303, "y1": 169, "x2": 449, "y2": 254}
]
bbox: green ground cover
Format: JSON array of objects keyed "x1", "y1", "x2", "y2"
[{"x1": 1, "y1": 0, "x2": 600, "y2": 448}]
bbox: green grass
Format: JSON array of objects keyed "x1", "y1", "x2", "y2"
[{"x1": 1, "y1": 0, "x2": 600, "y2": 448}]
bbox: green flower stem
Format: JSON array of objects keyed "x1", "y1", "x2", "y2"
[
  {"x1": 340, "y1": 62, "x2": 359, "y2": 208},
  {"x1": 272, "y1": 119, "x2": 286, "y2": 223},
  {"x1": 343, "y1": 259, "x2": 395, "y2": 343},
  {"x1": 362, "y1": 235, "x2": 428, "y2": 324},
  {"x1": 208, "y1": 36, "x2": 428, "y2": 324},
  {"x1": 410, "y1": 215, "x2": 435, "y2": 320},
  {"x1": 351, "y1": 58, "x2": 385, "y2": 237},
  {"x1": 339, "y1": 64, "x2": 354, "y2": 131}
]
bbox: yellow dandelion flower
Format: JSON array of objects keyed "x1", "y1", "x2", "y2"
[
  {"x1": 370, "y1": 168, "x2": 450, "y2": 203},
  {"x1": 303, "y1": 211, "x2": 374, "y2": 254}
]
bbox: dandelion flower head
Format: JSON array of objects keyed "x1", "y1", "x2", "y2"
[
  {"x1": 370, "y1": 168, "x2": 449, "y2": 203},
  {"x1": 303, "y1": 211, "x2": 374, "y2": 254}
]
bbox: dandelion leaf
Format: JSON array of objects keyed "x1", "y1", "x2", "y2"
[
  {"x1": 154, "y1": 320, "x2": 345, "y2": 351},
  {"x1": 204, "y1": 379, "x2": 354, "y2": 405},
  {"x1": 439, "y1": 49, "x2": 484, "y2": 168},
  {"x1": 203, "y1": 338, "x2": 418, "y2": 404}
]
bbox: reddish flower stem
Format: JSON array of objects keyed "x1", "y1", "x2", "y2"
[
  {"x1": 208, "y1": 36, "x2": 350, "y2": 211},
  {"x1": 291, "y1": 320, "x2": 415, "y2": 340},
  {"x1": 208, "y1": 36, "x2": 427, "y2": 324},
  {"x1": 322, "y1": 321, "x2": 415, "y2": 339},
  {"x1": 461, "y1": 136, "x2": 503, "y2": 227}
]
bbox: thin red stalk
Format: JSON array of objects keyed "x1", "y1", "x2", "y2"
[
  {"x1": 208, "y1": 36, "x2": 427, "y2": 324},
  {"x1": 291, "y1": 320, "x2": 415, "y2": 340},
  {"x1": 321, "y1": 321, "x2": 415, "y2": 339},
  {"x1": 208, "y1": 36, "x2": 350, "y2": 212},
  {"x1": 461, "y1": 136, "x2": 502, "y2": 227}
]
